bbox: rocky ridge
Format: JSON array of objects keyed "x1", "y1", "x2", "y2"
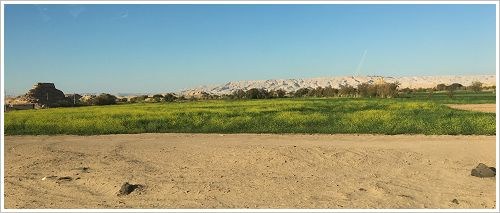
[{"x1": 181, "y1": 75, "x2": 496, "y2": 96}]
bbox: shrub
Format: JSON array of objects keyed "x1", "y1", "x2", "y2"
[
  {"x1": 376, "y1": 82, "x2": 399, "y2": 98},
  {"x1": 245, "y1": 88, "x2": 270, "y2": 99},
  {"x1": 117, "y1": 98, "x2": 128, "y2": 103},
  {"x1": 338, "y1": 84, "x2": 357, "y2": 97},
  {"x1": 294, "y1": 88, "x2": 311, "y2": 97},
  {"x1": 129, "y1": 95, "x2": 148, "y2": 103},
  {"x1": 469, "y1": 81, "x2": 483, "y2": 93},
  {"x1": 400, "y1": 87, "x2": 412, "y2": 94},
  {"x1": 94, "y1": 93, "x2": 117, "y2": 105},
  {"x1": 435, "y1": 84, "x2": 447, "y2": 91},
  {"x1": 272, "y1": 89, "x2": 286, "y2": 98},
  {"x1": 152, "y1": 94, "x2": 164, "y2": 102},
  {"x1": 323, "y1": 86, "x2": 339, "y2": 97},
  {"x1": 357, "y1": 83, "x2": 377, "y2": 98},
  {"x1": 448, "y1": 83, "x2": 464, "y2": 91},
  {"x1": 232, "y1": 89, "x2": 246, "y2": 99},
  {"x1": 306, "y1": 88, "x2": 317, "y2": 97},
  {"x1": 164, "y1": 93, "x2": 177, "y2": 102}
]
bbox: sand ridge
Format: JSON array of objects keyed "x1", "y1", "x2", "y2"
[{"x1": 3, "y1": 133, "x2": 497, "y2": 209}]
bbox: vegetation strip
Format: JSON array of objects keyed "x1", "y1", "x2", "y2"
[{"x1": 5, "y1": 95, "x2": 496, "y2": 135}]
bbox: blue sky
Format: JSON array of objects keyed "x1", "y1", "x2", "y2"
[{"x1": 4, "y1": 4, "x2": 497, "y2": 95}]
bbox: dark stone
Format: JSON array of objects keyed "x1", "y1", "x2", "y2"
[
  {"x1": 398, "y1": 194, "x2": 414, "y2": 199},
  {"x1": 76, "y1": 167, "x2": 90, "y2": 173},
  {"x1": 452, "y1": 199, "x2": 459, "y2": 204},
  {"x1": 57, "y1": 176, "x2": 72, "y2": 181},
  {"x1": 16, "y1": 83, "x2": 71, "y2": 107},
  {"x1": 471, "y1": 163, "x2": 496, "y2": 177},
  {"x1": 118, "y1": 182, "x2": 144, "y2": 196},
  {"x1": 56, "y1": 176, "x2": 73, "y2": 183}
]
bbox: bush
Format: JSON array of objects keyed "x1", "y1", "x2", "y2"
[
  {"x1": 448, "y1": 83, "x2": 464, "y2": 91},
  {"x1": 469, "y1": 81, "x2": 483, "y2": 93},
  {"x1": 323, "y1": 86, "x2": 339, "y2": 97},
  {"x1": 376, "y1": 82, "x2": 399, "y2": 98},
  {"x1": 129, "y1": 95, "x2": 148, "y2": 103},
  {"x1": 338, "y1": 84, "x2": 357, "y2": 97},
  {"x1": 117, "y1": 98, "x2": 128, "y2": 103},
  {"x1": 232, "y1": 89, "x2": 246, "y2": 99},
  {"x1": 245, "y1": 88, "x2": 270, "y2": 99},
  {"x1": 164, "y1": 93, "x2": 177, "y2": 102},
  {"x1": 357, "y1": 83, "x2": 377, "y2": 98},
  {"x1": 435, "y1": 84, "x2": 447, "y2": 91},
  {"x1": 270, "y1": 89, "x2": 286, "y2": 98},
  {"x1": 294, "y1": 88, "x2": 311, "y2": 97},
  {"x1": 400, "y1": 87, "x2": 412, "y2": 94},
  {"x1": 152, "y1": 94, "x2": 164, "y2": 102},
  {"x1": 94, "y1": 93, "x2": 117, "y2": 105}
]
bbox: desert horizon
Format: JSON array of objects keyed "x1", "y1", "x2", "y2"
[{"x1": 4, "y1": 73, "x2": 497, "y2": 98}]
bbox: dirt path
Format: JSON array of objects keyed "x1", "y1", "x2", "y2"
[
  {"x1": 447, "y1": 104, "x2": 496, "y2": 113},
  {"x1": 3, "y1": 133, "x2": 496, "y2": 209}
]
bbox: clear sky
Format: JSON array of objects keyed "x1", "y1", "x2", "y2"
[{"x1": 4, "y1": 4, "x2": 497, "y2": 95}]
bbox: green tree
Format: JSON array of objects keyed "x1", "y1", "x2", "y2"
[
  {"x1": 294, "y1": 88, "x2": 311, "y2": 97},
  {"x1": 152, "y1": 94, "x2": 164, "y2": 102},
  {"x1": 117, "y1": 97, "x2": 128, "y2": 103},
  {"x1": 275, "y1": 89, "x2": 286, "y2": 98},
  {"x1": 245, "y1": 88, "x2": 270, "y2": 99},
  {"x1": 469, "y1": 81, "x2": 483, "y2": 93},
  {"x1": 436, "y1": 84, "x2": 447, "y2": 91},
  {"x1": 94, "y1": 93, "x2": 117, "y2": 105},
  {"x1": 357, "y1": 83, "x2": 376, "y2": 98},
  {"x1": 323, "y1": 86, "x2": 338, "y2": 97},
  {"x1": 448, "y1": 83, "x2": 464, "y2": 91},
  {"x1": 232, "y1": 89, "x2": 246, "y2": 99},
  {"x1": 338, "y1": 84, "x2": 356, "y2": 97},
  {"x1": 164, "y1": 93, "x2": 177, "y2": 102},
  {"x1": 376, "y1": 82, "x2": 399, "y2": 98},
  {"x1": 129, "y1": 95, "x2": 148, "y2": 103}
]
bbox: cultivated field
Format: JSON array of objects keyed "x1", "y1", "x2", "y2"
[{"x1": 4, "y1": 91, "x2": 497, "y2": 135}]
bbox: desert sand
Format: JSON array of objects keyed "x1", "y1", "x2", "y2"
[
  {"x1": 3, "y1": 133, "x2": 496, "y2": 209},
  {"x1": 447, "y1": 104, "x2": 497, "y2": 113}
]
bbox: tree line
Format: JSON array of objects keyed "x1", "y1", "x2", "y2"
[{"x1": 68, "y1": 81, "x2": 491, "y2": 106}]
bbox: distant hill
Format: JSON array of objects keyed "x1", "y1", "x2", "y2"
[{"x1": 181, "y1": 75, "x2": 496, "y2": 96}]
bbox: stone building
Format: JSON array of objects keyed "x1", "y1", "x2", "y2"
[{"x1": 13, "y1": 83, "x2": 69, "y2": 108}]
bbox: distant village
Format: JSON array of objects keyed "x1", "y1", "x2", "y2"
[{"x1": 4, "y1": 82, "x2": 190, "y2": 111}]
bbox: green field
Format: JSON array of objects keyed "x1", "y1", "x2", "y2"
[
  {"x1": 4, "y1": 91, "x2": 496, "y2": 135},
  {"x1": 399, "y1": 90, "x2": 496, "y2": 104}
]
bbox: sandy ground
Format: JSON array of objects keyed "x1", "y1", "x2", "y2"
[
  {"x1": 447, "y1": 104, "x2": 496, "y2": 113},
  {"x1": 3, "y1": 133, "x2": 497, "y2": 209}
]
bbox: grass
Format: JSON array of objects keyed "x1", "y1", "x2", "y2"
[
  {"x1": 396, "y1": 90, "x2": 496, "y2": 104},
  {"x1": 4, "y1": 91, "x2": 496, "y2": 135}
]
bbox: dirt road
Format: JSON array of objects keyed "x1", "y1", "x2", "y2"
[
  {"x1": 447, "y1": 104, "x2": 496, "y2": 113},
  {"x1": 3, "y1": 133, "x2": 497, "y2": 209}
]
